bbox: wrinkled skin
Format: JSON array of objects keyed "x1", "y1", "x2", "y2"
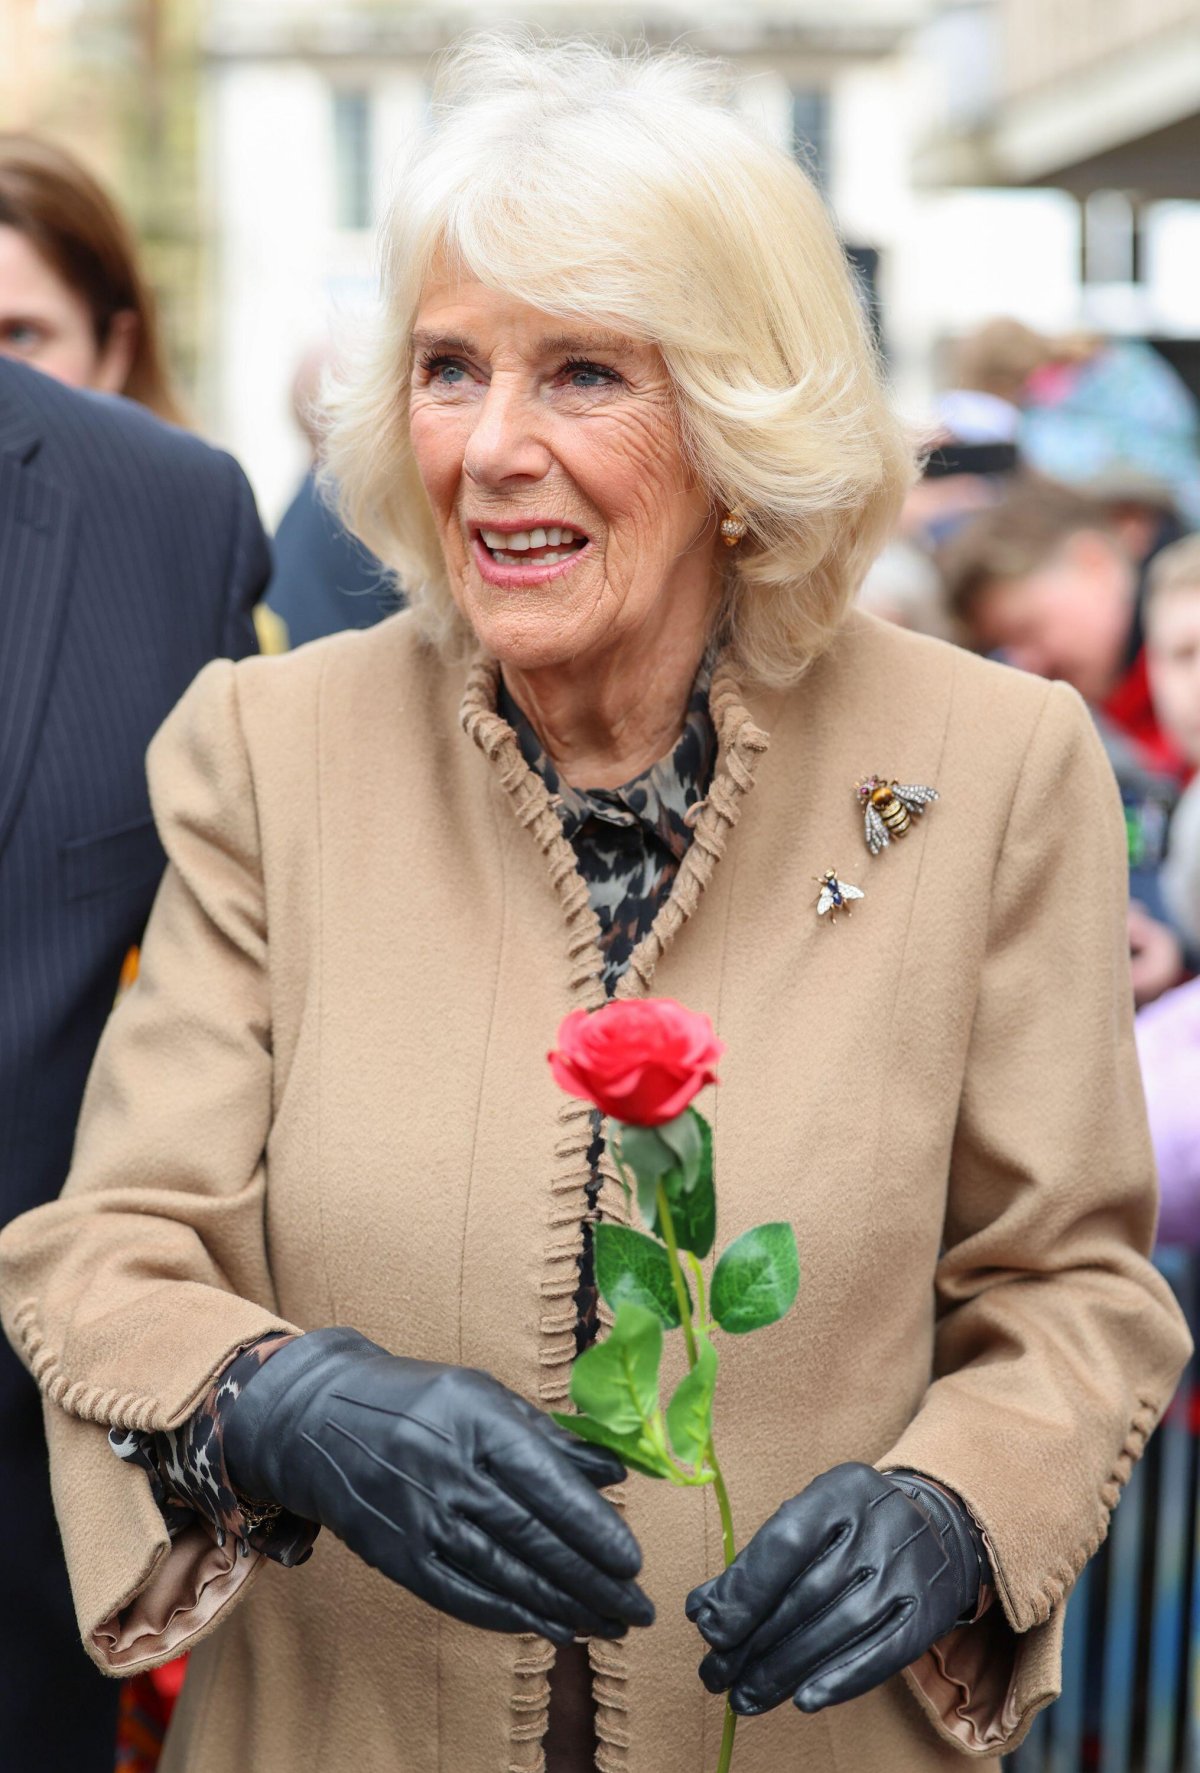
[{"x1": 407, "y1": 272, "x2": 720, "y2": 789}]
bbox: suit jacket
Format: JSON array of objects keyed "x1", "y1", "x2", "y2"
[
  {"x1": 0, "y1": 358, "x2": 268, "y2": 1771},
  {"x1": 265, "y1": 469, "x2": 396, "y2": 647},
  {"x1": 0, "y1": 610, "x2": 1189, "y2": 1773}
]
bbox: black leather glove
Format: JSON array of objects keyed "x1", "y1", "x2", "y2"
[
  {"x1": 685, "y1": 1463, "x2": 987, "y2": 1716},
  {"x1": 223, "y1": 1328, "x2": 655, "y2": 1645}
]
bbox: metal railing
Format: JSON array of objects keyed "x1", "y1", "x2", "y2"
[{"x1": 1010, "y1": 1248, "x2": 1199, "y2": 1772}]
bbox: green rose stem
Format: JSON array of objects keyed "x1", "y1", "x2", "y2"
[
  {"x1": 655, "y1": 1179, "x2": 699, "y2": 1366},
  {"x1": 654, "y1": 1179, "x2": 739, "y2": 1773}
]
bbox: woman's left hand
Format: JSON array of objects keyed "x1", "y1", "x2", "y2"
[{"x1": 685, "y1": 1463, "x2": 985, "y2": 1716}]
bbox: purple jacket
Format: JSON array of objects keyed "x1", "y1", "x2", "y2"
[{"x1": 1137, "y1": 977, "x2": 1200, "y2": 1246}]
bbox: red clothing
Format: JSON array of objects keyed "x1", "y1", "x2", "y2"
[
  {"x1": 1102, "y1": 648, "x2": 1190, "y2": 782},
  {"x1": 116, "y1": 1662, "x2": 186, "y2": 1771}
]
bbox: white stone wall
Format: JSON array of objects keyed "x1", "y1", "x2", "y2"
[
  {"x1": 200, "y1": 57, "x2": 430, "y2": 521},
  {"x1": 195, "y1": 4, "x2": 1098, "y2": 521}
]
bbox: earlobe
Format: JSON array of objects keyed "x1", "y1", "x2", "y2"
[{"x1": 94, "y1": 309, "x2": 139, "y2": 397}]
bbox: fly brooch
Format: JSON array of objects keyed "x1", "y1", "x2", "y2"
[
  {"x1": 816, "y1": 869, "x2": 864, "y2": 923},
  {"x1": 855, "y1": 776, "x2": 939, "y2": 856}
]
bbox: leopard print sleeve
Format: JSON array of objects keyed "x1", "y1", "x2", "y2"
[{"x1": 110, "y1": 1333, "x2": 318, "y2": 1567}]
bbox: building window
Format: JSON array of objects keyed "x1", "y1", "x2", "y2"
[
  {"x1": 333, "y1": 89, "x2": 373, "y2": 232},
  {"x1": 1083, "y1": 190, "x2": 1142, "y2": 285},
  {"x1": 790, "y1": 87, "x2": 829, "y2": 189}
]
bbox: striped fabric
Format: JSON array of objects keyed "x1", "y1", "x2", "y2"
[
  {"x1": 0, "y1": 357, "x2": 269, "y2": 1772},
  {"x1": 116, "y1": 1664, "x2": 186, "y2": 1772}
]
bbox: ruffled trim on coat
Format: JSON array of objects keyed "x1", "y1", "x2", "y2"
[
  {"x1": 460, "y1": 652, "x2": 770, "y2": 1772},
  {"x1": 1000, "y1": 1393, "x2": 1165, "y2": 1631},
  {"x1": 8, "y1": 1298, "x2": 164, "y2": 1428},
  {"x1": 614, "y1": 657, "x2": 770, "y2": 1002}
]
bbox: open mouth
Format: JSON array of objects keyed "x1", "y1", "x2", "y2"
[{"x1": 477, "y1": 524, "x2": 590, "y2": 566}]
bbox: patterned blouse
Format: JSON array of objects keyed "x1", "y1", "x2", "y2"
[{"x1": 112, "y1": 662, "x2": 717, "y2": 1563}]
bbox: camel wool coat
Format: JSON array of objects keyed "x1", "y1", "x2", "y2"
[{"x1": 0, "y1": 609, "x2": 1190, "y2": 1773}]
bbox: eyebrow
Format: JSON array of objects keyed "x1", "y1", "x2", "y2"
[
  {"x1": 409, "y1": 327, "x2": 633, "y2": 361},
  {"x1": 537, "y1": 330, "x2": 630, "y2": 357},
  {"x1": 410, "y1": 330, "x2": 477, "y2": 358}
]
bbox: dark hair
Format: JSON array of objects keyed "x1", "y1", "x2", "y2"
[
  {"x1": 0, "y1": 134, "x2": 184, "y2": 423},
  {"x1": 938, "y1": 479, "x2": 1117, "y2": 620}
]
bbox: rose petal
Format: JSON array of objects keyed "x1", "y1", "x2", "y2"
[{"x1": 547, "y1": 999, "x2": 722, "y2": 1124}]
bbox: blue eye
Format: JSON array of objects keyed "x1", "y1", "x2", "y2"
[
  {"x1": 564, "y1": 359, "x2": 620, "y2": 389},
  {"x1": 420, "y1": 354, "x2": 470, "y2": 386},
  {"x1": 1, "y1": 321, "x2": 43, "y2": 351}
]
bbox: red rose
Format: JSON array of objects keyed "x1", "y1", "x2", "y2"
[{"x1": 548, "y1": 998, "x2": 724, "y2": 1127}]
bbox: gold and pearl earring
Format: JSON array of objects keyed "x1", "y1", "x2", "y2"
[{"x1": 719, "y1": 508, "x2": 748, "y2": 547}]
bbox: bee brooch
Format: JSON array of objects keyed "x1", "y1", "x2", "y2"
[
  {"x1": 855, "y1": 776, "x2": 939, "y2": 856},
  {"x1": 816, "y1": 869, "x2": 864, "y2": 923}
]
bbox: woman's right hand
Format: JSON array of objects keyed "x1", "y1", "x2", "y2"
[{"x1": 222, "y1": 1327, "x2": 654, "y2": 1644}]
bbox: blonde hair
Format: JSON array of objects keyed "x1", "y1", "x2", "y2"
[
  {"x1": 326, "y1": 34, "x2": 914, "y2": 687},
  {"x1": 1146, "y1": 533, "x2": 1200, "y2": 613}
]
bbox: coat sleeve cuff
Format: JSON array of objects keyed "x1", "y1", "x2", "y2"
[
  {"x1": 39, "y1": 1356, "x2": 281, "y2": 1676},
  {"x1": 878, "y1": 1456, "x2": 1066, "y2": 1754},
  {"x1": 110, "y1": 1332, "x2": 318, "y2": 1570},
  {"x1": 92, "y1": 1520, "x2": 261, "y2": 1672},
  {"x1": 901, "y1": 1602, "x2": 1062, "y2": 1757}
]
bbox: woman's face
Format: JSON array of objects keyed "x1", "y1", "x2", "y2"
[
  {"x1": 408, "y1": 273, "x2": 718, "y2": 673},
  {"x1": 0, "y1": 223, "x2": 134, "y2": 393}
]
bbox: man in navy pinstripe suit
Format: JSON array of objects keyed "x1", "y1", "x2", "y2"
[{"x1": 0, "y1": 357, "x2": 269, "y2": 1767}]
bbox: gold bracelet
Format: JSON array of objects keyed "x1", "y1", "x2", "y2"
[{"x1": 234, "y1": 1490, "x2": 285, "y2": 1534}]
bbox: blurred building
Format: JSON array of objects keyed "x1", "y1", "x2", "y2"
[
  {"x1": 917, "y1": 0, "x2": 1200, "y2": 385},
  {"x1": 0, "y1": 0, "x2": 206, "y2": 390},
  {"x1": 211, "y1": 0, "x2": 1193, "y2": 518},
  {"x1": 200, "y1": 0, "x2": 949, "y2": 518},
  {"x1": 5, "y1": 0, "x2": 1197, "y2": 518},
  {"x1": 920, "y1": 0, "x2": 1199, "y2": 197}
]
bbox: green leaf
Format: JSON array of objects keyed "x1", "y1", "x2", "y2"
[
  {"x1": 657, "y1": 1108, "x2": 707, "y2": 1192},
  {"x1": 550, "y1": 1411, "x2": 675, "y2": 1480},
  {"x1": 711, "y1": 1223, "x2": 801, "y2": 1334},
  {"x1": 636, "y1": 1168, "x2": 661, "y2": 1232},
  {"x1": 615, "y1": 1123, "x2": 679, "y2": 1231},
  {"x1": 594, "y1": 1223, "x2": 691, "y2": 1327},
  {"x1": 665, "y1": 1335, "x2": 718, "y2": 1465},
  {"x1": 653, "y1": 1122, "x2": 716, "y2": 1259},
  {"x1": 568, "y1": 1301, "x2": 663, "y2": 1434},
  {"x1": 616, "y1": 1122, "x2": 676, "y2": 1184}
]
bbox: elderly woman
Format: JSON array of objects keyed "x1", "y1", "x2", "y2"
[{"x1": 0, "y1": 37, "x2": 1189, "y2": 1773}]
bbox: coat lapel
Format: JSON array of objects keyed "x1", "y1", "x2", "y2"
[{"x1": 0, "y1": 386, "x2": 77, "y2": 862}]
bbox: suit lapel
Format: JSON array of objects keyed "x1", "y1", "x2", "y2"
[{"x1": 0, "y1": 404, "x2": 78, "y2": 862}]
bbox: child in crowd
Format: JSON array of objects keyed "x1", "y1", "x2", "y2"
[
  {"x1": 940, "y1": 479, "x2": 1187, "y2": 778},
  {"x1": 944, "y1": 481, "x2": 1195, "y2": 1002}
]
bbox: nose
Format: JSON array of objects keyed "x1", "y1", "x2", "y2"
[{"x1": 464, "y1": 377, "x2": 553, "y2": 487}]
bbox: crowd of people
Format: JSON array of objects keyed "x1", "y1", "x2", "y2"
[
  {"x1": 0, "y1": 49, "x2": 1196, "y2": 1771},
  {"x1": 862, "y1": 316, "x2": 1200, "y2": 1254}
]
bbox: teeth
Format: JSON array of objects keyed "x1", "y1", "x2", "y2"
[
  {"x1": 480, "y1": 525, "x2": 584, "y2": 553},
  {"x1": 492, "y1": 548, "x2": 572, "y2": 565}
]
